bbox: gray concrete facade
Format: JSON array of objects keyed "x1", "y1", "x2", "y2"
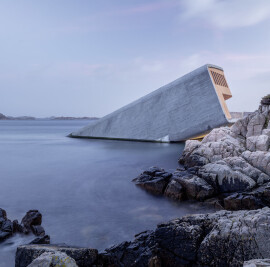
[{"x1": 70, "y1": 64, "x2": 231, "y2": 142}]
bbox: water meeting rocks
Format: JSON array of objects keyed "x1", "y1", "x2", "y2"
[
  {"x1": 16, "y1": 208, "x2": 270, "y2": 267},
  {"x1": 132, "y1": 167, "x2": 172, "y2": 195},
  {"x1": 0, "y1": 208, "x2": 49, "y2": 244},
  {"x1": 133, "y1": 100, "x2": 270, "y2": 210}
]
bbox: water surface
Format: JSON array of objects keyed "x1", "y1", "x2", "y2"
[{"x1": 0, "y1": 120, "x2": 214, "y2": 266}]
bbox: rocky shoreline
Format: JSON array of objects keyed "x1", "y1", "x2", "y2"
[
  {"x1": 0, "y1": 209, "x2": 49, "y2": 245},
  {"x1": 133, "y1": 100, "x2": 270, "y2": 212},
  {"x1": 14, "y1": 208, "x2": 270, "y2": 266},
  {"x1": 12, "y1": 97, "x2": 270, "y2": 266}
]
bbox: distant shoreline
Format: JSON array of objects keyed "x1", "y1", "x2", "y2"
[{"x1": 0, "y1": 112, "x2": 98, "y2": 121}]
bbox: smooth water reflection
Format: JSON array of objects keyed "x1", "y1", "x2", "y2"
[{"x1": 0, "y1": 121, "x2": 214, "y2": 266}]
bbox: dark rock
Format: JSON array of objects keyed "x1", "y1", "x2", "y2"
[
  {"x1": 0, "y1": 208, "x2": 7, "y2": 219},
  {"x1": 0, "y1": 209, "x2": 48, "y2": 244},
  {"x1": 179, "y1": 152, "x2": 208, "y2": 169},
  {"x1": 1, "y1": 219, "x2": 13, "y2": 232},
  {"x1": 100, "y1": 208, "x2": 270, "y2": 267},
  {"x1": 0, "y1": 209, "x2": 14, "y2": 242},
  {"x1": 21, "y1": 210, "x2": 42, "y2": 234},
  {"x1": 31, "y1": 225, "x2": 45, "y2": 236},
  {"x1": 173, "y1": 171, "x2": 215, "y2": 200},
  {"x1": 13, "y1": 220, "x2": 24, "y2": 233},
  {"x1": 164, "y1": 178, "x2": 184, "y2": 200},
  {"x1": 133, "y1": 168, "x2": 172, "y2": 195},
  {"x1": 0, "y1": 230, "x2": 12, "y2": 241},
  {"x1": 204, "y1": 197, "x2": 224, "y2": 209},
  {"x1": 15, "y1": 244, "x2": 98, "y2": 267},
  {"x1": 143, "y1": 166, "x2": 164, "y2": 176},
  {"x1": 0, "y1": 113, "x2": 8, "y2": 120},
  {"x1": 222, "y1": 182, "x2": 270, "y2": 210},
  {"x1": 29, "y1": 235, "x2": 50, "y2": 245},
  {"x1": 261, "y1": 94, "x2": 270, "y2": 105},
  {"x1": 224, "y1": 193, "x2": 264, "y2": 210}
]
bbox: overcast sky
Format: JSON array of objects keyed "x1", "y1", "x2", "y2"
[{"x1": 1, "y1": 0, "x2": 270, "y2": 117}]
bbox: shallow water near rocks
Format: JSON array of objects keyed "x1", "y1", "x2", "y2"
[{"x1": 0, "y1": 120, "x2": 215, "y2": 266}]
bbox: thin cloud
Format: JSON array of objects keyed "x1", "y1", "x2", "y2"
[{"x1": 180, "y1": 0, "x2": 270, "y2": 29}]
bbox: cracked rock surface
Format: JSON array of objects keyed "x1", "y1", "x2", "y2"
[{"x1": 100, "y1": 208, "x2": 270, "y2": 267}]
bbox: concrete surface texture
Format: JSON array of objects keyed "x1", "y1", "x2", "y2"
[{"x1": 70, "y1": 64, "x2": 232, "y2": 142}]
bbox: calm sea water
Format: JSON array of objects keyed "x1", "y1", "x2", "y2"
[{"x1": 0, "y1": 120, "x2": 214, "y2": 266}]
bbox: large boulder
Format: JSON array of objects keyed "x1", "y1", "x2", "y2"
[
  {"x1": 15, "y1": 244, "x2": 98, "y2": 267},
  {"x1": 21, "y1": 210, "x2": 42, "y2": 234},
  {"x1": 100, "y1": 208, "x2": 270, "y2": 267},
  {"x1": 27, "y1": 251, "x2": 78, "y2": 267}
]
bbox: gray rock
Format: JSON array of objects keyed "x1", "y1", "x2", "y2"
[
  {"x1": 15, "y1": 244, "x2": 98, "y2": 267},
  {"x1": 198, "y1": 208, "x2": 270, "y2": 266},
  {"x1": 231, "y1": 115, "x2": 250, "y2": 137},
  {"x1": 242, "y1": 151, "x2": 270, "y2": 176},
  {"x1": 27, "y1": 251, "x2": 78, "y2": 267},
  {"x1": 199, "y1": 161, "x2": 256, "y2": 193},
  {"x1": 246, "y1": 135, "x2": 270, "y2": 151},
  {"x1": 179, "y1": 127, "x2": 245, "y2": 168},
  {"x1": 221, "y1": 156, "x2": 270, "y2": 184},
  {"x1": 246, "y1": 113, "x2": 266, "y2": 137},
  {"x1": 243, "y1": 259, "x2": 270, "y2": 266},
  {"x1": 262, "y1": 128, "x2": 270, "y2": 137}
]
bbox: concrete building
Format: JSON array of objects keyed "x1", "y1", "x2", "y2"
[{"x1": 70, "y1": 64, "x2": 232, "y2": 142}]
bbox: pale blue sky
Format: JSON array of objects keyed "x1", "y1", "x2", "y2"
[{"x1": 1, "y1": 0, "x2": 270, "y2": 117}]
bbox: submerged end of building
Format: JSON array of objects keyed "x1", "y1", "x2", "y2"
[{"x1": 70, "y1": 64, "x2": 232, "y2": 142}]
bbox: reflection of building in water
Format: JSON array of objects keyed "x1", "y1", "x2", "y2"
[{"x1": 70, "y1": 64, "x2": 232, "y2": 142}]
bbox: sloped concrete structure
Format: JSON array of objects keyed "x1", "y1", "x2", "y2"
[{"x1": 70, "y1": 64, "x2": 232, "y2": 142}]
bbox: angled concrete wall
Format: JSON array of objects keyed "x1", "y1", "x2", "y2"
[{"x1": 70, "y1": 64, "x2": 232, "y2": 142}]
